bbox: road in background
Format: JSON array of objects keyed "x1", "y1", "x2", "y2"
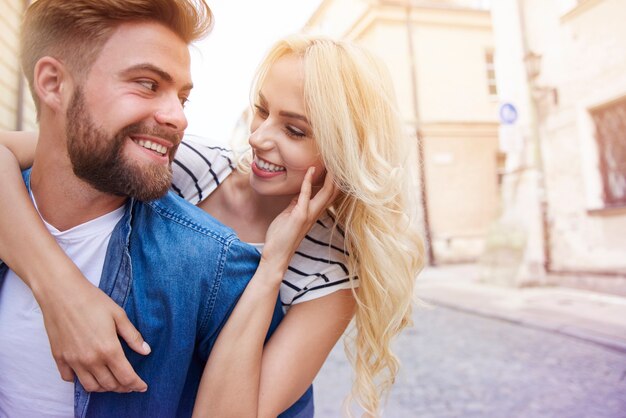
[{"x1": 314, "y1": 269, "x2": 626, "y2": 417}]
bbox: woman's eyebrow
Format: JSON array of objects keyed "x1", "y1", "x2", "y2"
[
  {"x1": 258, "y1": 92, "x2": 309, "y2": 123},
  {"x1": 279, "y1": 111, "x2": 309, "y2": 123}
]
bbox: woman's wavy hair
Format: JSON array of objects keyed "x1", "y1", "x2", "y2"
[{"x1": 247, "y1": 34, "x2": 425, "y2": 416}]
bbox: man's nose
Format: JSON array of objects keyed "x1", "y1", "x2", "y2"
[{"x1": 154, "y1": 95, "x2": 188, "y2": 133}]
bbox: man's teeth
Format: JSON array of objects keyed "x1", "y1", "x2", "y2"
[
  {"x1": 135, "y1": 139, "x2": 167, "y2": 156},
  {"x1": 256, "y1": 158, "x2": 285, "y2": 172}
]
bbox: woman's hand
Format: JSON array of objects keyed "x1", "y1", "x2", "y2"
[
  {"x1": 262, "y1": 168, "x2": 338, "y2": 276},
  {"x1": 37, "y1": 275, "x2": 151, "y2": 393},
  {"x1": 0, "y1": 143, "x2": 149, "y2": 393},
  {"x1": 193, "y1": 169, "x2": 345, "y2": 418}
]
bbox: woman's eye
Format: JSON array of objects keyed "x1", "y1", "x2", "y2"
[
  {"x1": 254, "y1": 105, "x2": 269, "y2": 118},
  {"x1": 180, "y1": 97, "x2": 189, "y2": 107},
  {"x1": 286, "y1": 126, "x2": 306, "y2": 138},
  {"x1": 138, "y1": 80, "x2": 158, "y2": 92}
]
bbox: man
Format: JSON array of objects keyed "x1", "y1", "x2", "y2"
[{"x1": 0, "y1": 1, "x2": 291, "y2": 416}]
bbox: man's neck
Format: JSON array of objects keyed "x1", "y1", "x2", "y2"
[{"x1": 30, "y1": 157, "x2": 126, "y2": 232}]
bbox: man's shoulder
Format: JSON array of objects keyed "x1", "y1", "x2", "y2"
[
  {"x1": 126, "y1": 192, "x2": 260, "y2": 306},
  {"x1": 132, "y1": 191, "x2": 244, "y2": 249}
]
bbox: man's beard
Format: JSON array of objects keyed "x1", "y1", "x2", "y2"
[{"x1": 66, "y1": 88, "x2": 179, "y2": 201}]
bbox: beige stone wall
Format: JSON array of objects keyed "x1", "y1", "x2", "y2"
[
  {"x1": 307, "y1": 2, "x2": 498, "y2": 125},
  {"x1": 0, "y1": 0, "x2": 36, "y2": 131},
  {"x1": 411, "y1": 10, "x2": 497, "y2": 123},
  {"x1": 306, "y1": 1, "x2": 500, "y2": 263},
  {"x1": 423, "y1": 123, "x2": 500, "y2": 262},
  {"x1": 306, "y1": 0, "x2": 369, "y2": 38},
  {"x1": 527, "y1": 0, "x2": 626, "y2": 273}
]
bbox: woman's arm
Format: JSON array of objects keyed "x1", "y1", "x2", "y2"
[
  {"x1": 0, "y1": 137, "x2": 150, "y2": 392},
  {"x1": 258, "y1": 289, "x2": 355, "y2": 416},
  {"x1": 195, "y1": 278, "x2": 353, "y2": 418},
  {"x1": 193, "y1": 169, "x2": 353, "y2": 418},
  {"x1": 0, "y1": 130, "x2": 37, "y2": 168}
]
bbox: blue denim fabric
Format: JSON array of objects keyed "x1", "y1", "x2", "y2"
[
  {"x1": 0, "y1": 169, "x2": 311, "y2": 417},
  {"x1": 278, "y1": 386, "x2": 314, "y2": 418}
]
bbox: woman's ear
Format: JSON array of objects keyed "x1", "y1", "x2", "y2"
[{"x1": 33, "y1": 56, "x2": 72, "y2": 113}]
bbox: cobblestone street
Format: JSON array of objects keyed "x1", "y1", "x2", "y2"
[{"x1": 314, "y1": 304, "x2": 626, "y2": 418}]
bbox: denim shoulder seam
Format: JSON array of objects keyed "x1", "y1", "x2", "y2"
[
  {"x1": 145, "y1": 199, "x2": 240, "y2": 339},
  {"x1": 199, "y1": 238, "x2": 231, "y2": 337},
  {"x1": 147, "y1": 200, "x2": 234, "y2": 244}
]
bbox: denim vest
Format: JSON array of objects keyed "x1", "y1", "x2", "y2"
[{"x1": 0, "y1": 169, "x2": 313, "y2": 418}]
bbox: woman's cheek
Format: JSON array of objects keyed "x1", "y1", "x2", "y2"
[{"x1": 312, "y1": 164, "x2": 327, "y2": 186}]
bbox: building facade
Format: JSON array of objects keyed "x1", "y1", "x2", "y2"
[
  {"x1": 305, "y1": 0, "x2": 500, "y2": 263},
  {"x1": 490, "y1": 0, "x2": 626, "y2": 294},
  {"x1": 0, "y1": 0, "x2": 36, "y2": 131}
]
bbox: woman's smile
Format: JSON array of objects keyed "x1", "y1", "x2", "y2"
[{"x1": 251, "y1": 156, "x2": 287, "y2": 178}]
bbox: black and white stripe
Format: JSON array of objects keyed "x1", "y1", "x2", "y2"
[
  {"x1": 278, "y1": 213, "x2": 354, "y2": 309},
  {"x1": 171, "y1": 136, "x2": 234, "y2": 205},
  {"x1": 170, "y1": 137, "x2": 355, "y2": 309}
]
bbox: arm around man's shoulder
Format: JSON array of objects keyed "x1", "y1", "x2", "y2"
[{"x1": 141, "y1": 194, "x2": 267, "y2": 359}]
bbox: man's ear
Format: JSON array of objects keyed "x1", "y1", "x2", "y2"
[{"x1": 33, "y1": 57, "x2": 73, "y2": 112}]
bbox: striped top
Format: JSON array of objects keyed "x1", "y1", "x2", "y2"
[{"x1": 171, "y1": 136, "x2": 354, "y2": 309}]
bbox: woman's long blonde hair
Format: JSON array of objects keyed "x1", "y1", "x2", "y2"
[{"x1": 250, "y1": 34, "x2": 424, "y2": 416}]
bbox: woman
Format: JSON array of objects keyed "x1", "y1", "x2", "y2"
[{"x1": 0, "y1": 35, "x2": 423, "y2": 417}]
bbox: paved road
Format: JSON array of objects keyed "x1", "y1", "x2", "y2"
[{"x1": 313, "y1": 304, "x2": 626, "y2": 417}]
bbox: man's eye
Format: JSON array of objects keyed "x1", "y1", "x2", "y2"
[
  {"x1": 180, "y1": 97, "x2": 189, "y2": 107},
  {"x1": 138, "y1": 80, "x2": 158, "y2": 92}
]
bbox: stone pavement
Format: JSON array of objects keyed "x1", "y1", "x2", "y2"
[
  {"x1": 416, "y1": 263, "x2": 626, "y2": 354},
  {"x1": 314, "y1": 264, "x2": 626, "y2": 417}
]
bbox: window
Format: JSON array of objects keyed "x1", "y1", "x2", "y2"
[
  {"x1": 485, "y1": 51, "x2": 497, "y2": 97},
  {"x1": 589, "y1": 96, "x2": 626, "y2": 207}
]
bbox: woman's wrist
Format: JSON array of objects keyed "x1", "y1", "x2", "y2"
[
  {"x1": 253, "y1": 258, "x2": 286, "y2": 290},
  {"x1": 26, "y1": 250, "x2": 86, "y2": 305}
]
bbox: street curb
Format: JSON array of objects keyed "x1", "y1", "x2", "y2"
[{"x1": 421, "y1": 296, "x2": 626, "y2": 354}]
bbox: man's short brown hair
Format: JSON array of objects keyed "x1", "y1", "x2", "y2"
[{"x1": 20, "y1": 0, "x2": 213, "y2": 112}]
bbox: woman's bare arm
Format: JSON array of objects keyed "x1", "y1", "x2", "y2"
[
  {"x1": 196, "y1": 281, "x2": 353, "y2": 418},
  {"x1": 258, "y1": 290, "x2": 355, "y2": 417},
  {"x1": 0, "y1": 130, "x2": 36, "y2": 168},
  {"x1": 192, "y1": 169, "x2": 354, "y2": 418},
  {"x1": 0, "y1": 134, "x2": 149, "y2": 392}
]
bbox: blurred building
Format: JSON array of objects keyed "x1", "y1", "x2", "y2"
[
  {"x1": 0, "y1": 0, "x2": 36, "y2": 131},
  {"x1": 305, "y1": 0, "x2": 500, "y2": 264},
  {"x1": 489, "y1": 0, "x2": 626, "y2": 294}
]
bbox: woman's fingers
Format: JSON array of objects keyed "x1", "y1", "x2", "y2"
[
  {"x1": 295, "y1": 167, "x2": 315, "y2": 212},
  {"x1": 282, "y1": 167, "x2": 339, "y2": 233},
  {"x1": 309, "y1": 172, "x2": 338, "y2": 216},
  {"x1": 72, "y1": 366, "x2": 103, "y2": 392}
]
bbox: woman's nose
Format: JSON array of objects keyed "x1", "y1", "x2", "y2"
[{"x1": 248, "y1": 120, "x2": 276, "y2": 150}]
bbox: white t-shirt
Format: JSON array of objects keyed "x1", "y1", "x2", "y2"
[
  {"x1": 172, "y1": 136, "x2": 355, "y2": 310},
  {"x1": 0, "y1": 200, "x2": 124, "y2": 418}
]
